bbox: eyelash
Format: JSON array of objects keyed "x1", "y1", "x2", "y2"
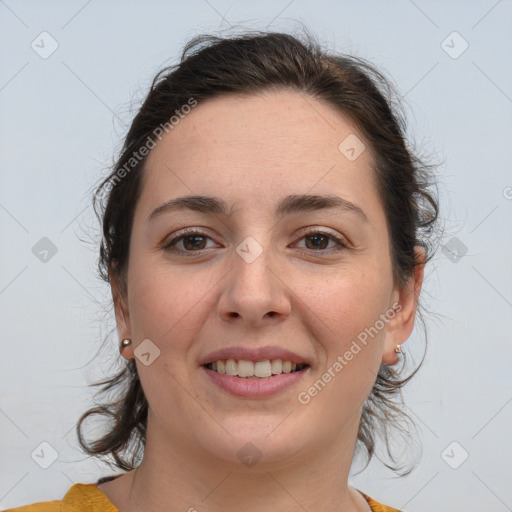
[{"x1": 162, "y1": 228, "x2": 348, "y2": 256}]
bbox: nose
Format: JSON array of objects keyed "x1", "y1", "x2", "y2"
[{"x1": 217, "y1": 243, "x2": 292, "y2": 328}]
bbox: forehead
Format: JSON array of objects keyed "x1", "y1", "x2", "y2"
[
  {"x1": 148, "y1": 89, "x2": 371, "y2": 165},
  {"x1": 140, "y1": 89, "x2": 380, "y2": 218}
]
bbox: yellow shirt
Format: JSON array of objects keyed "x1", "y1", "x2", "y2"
[{"x1": 3, "y1": 483, "x2": 402, "y2": 511}]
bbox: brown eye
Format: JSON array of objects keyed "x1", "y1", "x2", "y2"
[
  {"x1": 163, "y1": 229, "x2": 217, "y2": 254},
  {"x1": 304, "y1": 233, "x2": 330, "y2": 250},
  {"x1": 182, "y1": 235, "x2": 207, "y2": 251},
  {"x1": 295, "y1": 230, "x2": 347, "y2": 253}
]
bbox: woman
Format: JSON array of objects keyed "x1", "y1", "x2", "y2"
[{"x1": 7, "y1": 30, "x2": 438, "y2": 512}]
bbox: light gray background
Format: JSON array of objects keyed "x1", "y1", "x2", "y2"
[{"x1": 1, "y1": 1, "x2": 511, "y2": 510}]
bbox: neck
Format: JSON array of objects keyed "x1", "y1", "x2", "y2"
[{"x1": 117, "y1": 412, "x2": 370, "y2": 512}]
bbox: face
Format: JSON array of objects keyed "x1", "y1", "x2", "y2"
[{"x1": 114, "y1": 89, "x2": 420, "y2": 469}]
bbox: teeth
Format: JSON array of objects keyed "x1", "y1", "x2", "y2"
[
  {"x1": 238, "y1": 360, "x2": 254, "y2": 377},
  {"x1": 206, "y1": 359, "x2": 305, "y2": 378},
  {"x1": 254, "y1": 360, "x2": 272, "y2": 378},
  {"x1": 270, "y1": 359, "x2": 283, "y2": 375},
  {"x1": 271, "y1": 359, "x2": 283, "y2": 374},
  {"x1": 225, "y1": 359, "x2": 237, "y2": 376}
]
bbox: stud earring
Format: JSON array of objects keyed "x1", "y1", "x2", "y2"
[
  {"x1": 394, "y1": 344, "x2": 402, "y2": 354},
  {"x1": 121, "y1": 339, "x2": 132, "y2": 348}
]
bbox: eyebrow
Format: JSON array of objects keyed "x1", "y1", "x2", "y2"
[{"x1": 147, "y1": 194, "x2": 368, "y2": 224}]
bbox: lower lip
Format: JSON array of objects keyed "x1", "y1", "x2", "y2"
[{"x1": 201, "y1": 366, "x2": 307, "y2": 398}]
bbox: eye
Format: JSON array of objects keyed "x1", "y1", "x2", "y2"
[
  {"x1": 162, "y1": 227, "x2": 348, "y2": 256},
  {"x1": 294, "y1": 229, "x2": 348, "y2": 252},
  {"x1": 162, "y1": 229, "x2": 218, "y2": 254}
]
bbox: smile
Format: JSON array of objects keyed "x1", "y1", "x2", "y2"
[{"x1": 204, "y1": 359, "x2": 308, "y2": 378}]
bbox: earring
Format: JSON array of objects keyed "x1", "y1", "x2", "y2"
[
  {"x1": 121, "y1": 339, "x2": 132, "y2": 348},
  {"x1": 394, "y1": 344, "x2": 402, "y2": 354}
]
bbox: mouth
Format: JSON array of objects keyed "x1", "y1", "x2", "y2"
[
  {"x1": 199, "y1": 346, "x2": 311, "y2": 398},
  {"x1": 204, "y1": 359, "x2": 309, "y2": 379}
]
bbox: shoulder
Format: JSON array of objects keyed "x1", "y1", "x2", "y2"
[
  {"x1": 361, "y1": 492, "x2": 404, "y2": 512},
  {"x1": 4, "y1": 484, "x2": 400, "y2": 512},
  {"x1": 2, "y1": 483, "x2": 118, "y2": 512},
  {"x1": 2, "y1": 500, "x2": 60, "y2": 512}
]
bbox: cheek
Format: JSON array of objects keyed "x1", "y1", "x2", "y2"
[
  {"x1": 303, "y1": 265, "x2": 393, "y2": 351},
  {"x1": 125, "y1": 257, "x2": 214, "y2": 419},
  {"x1": 126, "y1": 254, "x2": 212, "y2": 351},
  {"x1": 297, "y1": 273, "x2": 391, "y2": 419}
]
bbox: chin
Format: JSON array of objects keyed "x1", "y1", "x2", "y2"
[{"x1": 195, "y1": 418, "x2": 308, "y2": 470}]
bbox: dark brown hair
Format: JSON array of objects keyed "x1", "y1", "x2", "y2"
[{"x1": 77, "y1": 30, "x2": 439, "y2": 473}]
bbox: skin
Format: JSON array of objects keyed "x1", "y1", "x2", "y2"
[{"x1": 98, "y1": 89, "x2": 424, "y2": 512}]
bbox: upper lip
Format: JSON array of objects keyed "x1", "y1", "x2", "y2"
[{"x1": 199, "y1": 346, "x2": 309, "y2": 366}]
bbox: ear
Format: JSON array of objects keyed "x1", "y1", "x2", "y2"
[
  {"x1": 382, "y1": 247, "x2": 425, "y2": 365},
  {"x1": 109, "y1": 267, "x2": 134, "y2": 360}
]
